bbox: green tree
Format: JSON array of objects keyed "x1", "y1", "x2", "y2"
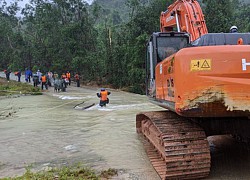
[
  {"x1": 203, "y1": 0, "x2": 234, "y2": 32},
  {"x1": 0, "y1": 1, "x2": 23, "y2": 70},
  {"x1": 232, "y1": 1, "x2": 250, "y2": 32}
]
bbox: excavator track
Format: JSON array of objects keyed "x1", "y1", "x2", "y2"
[{"x1": 136, "y1": 111, "x2": 211, "y2": 179}]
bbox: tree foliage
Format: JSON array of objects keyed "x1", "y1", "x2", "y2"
[
  {"x1": 203, "y1": 0, "x2": 250, "y2": 33},
  {"x1": 203, "y1": 0, "x2": 234, "y2": 32}
]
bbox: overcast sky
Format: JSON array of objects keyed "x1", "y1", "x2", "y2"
[
  {"x1": 2, "y1": 0, "x2": 93, "y2": 17},
  {"x1": 5, "y1": 0, "x2": 93, "y2": 7}
]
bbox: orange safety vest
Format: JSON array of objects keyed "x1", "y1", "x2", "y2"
[
  {"x1": 100, "y1": 90, "x2": 108, "y2": 101},
  {"x1": 66, "y1": 72, "x2": 71, "y2": 78},
  {"x1": 41, "y1": 76, "x2": 47, "y2": 83}
]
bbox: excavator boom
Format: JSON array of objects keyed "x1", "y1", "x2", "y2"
[{"x1": 160, "y1": 0, "x2": 208, "y2": 41}]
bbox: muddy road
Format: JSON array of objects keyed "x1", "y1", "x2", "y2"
[{"x1": 1, "y1": 72, "x2": 250, "y2": 179}]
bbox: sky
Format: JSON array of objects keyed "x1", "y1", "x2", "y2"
[
  {"x1": 5, "y1": 0, "x2": 94, "y2": 7},
  {"x1": 2, "y1": 0, "x2": 93, "y2": 17}
]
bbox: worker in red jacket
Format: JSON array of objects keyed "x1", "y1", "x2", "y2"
[
  {"x1": 97, "y1": 88, "x2": 111, "y2": 107},
  {"x1": 74, "y1": 73, "x2": 80, "y2": 87}
]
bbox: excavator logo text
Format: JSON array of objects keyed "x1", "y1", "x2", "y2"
[
  {"x1": 242, "y1": 59, "x2": 250, "y2": 71},
  {"x1": 166, "y1": 16, "x2": 174, "y2": 22}
]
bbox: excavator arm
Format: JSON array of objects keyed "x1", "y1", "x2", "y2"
[{"x1": 160, "y1": 0, "x2": 208, "y2": 41}]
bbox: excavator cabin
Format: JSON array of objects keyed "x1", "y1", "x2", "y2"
[{"x1": 146, "y1": 32, "x2": 189, "y2": 98}]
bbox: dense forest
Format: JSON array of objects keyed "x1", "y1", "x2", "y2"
[{"x1": 1, "y1": 0, "x2": 250, "y2": 94}]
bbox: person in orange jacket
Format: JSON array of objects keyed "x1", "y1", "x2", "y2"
[
  {"x1": 41, "y1": 74, "x2": 48, "y2": 90},
  {"x1": 66, "y1": 71, "x2": 71, "y2": 85},
  {"x1": 96, "y1": 88, "x2": 111, "y2": 107}
]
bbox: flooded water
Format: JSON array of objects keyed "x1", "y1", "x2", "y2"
[{"x1": 1, "y1": 72, "x2": 250, "y2": 179}]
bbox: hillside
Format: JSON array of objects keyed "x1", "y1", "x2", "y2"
[
  {"x1": 91, "y1": 0, "x2": 250, "y2": 25},
  {"x1": 91, "y1": 0, "x2": 150, "y2": 23}
]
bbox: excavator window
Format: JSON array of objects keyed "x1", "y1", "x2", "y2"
[{"x1": 156, "y1": 36, "x2": 188, "y2": 62}]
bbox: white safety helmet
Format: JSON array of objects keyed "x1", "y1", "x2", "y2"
[{"x1": 230, "y1": 26, "x2": 238, "y2": 33}]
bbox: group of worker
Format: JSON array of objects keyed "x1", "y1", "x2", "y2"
[
  {"x1": 36, "y1": 71, "x2": 111, "y2": 107},
  {"x1": 34, "y1": 71, "x2": 81, "y2": 90},
  {"x1": 4, "y1": 69, "x2": 81, "y2": 90},
  {"x1": 4, "y1": 69, "x2": 111, "y2": 107}
]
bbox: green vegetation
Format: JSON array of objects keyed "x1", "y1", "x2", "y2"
[
  {"x1": 0, "y1": 0, "x2": 250, "y2": 94},
  {"x1": 0, "y1": 166, "x2": 117, "y2": 180},
  {"x1": 0, "y1": 78, "x2": 41, "y2": 96},
  {"x1": 100, "y1": 168, "x2": 118, "y2": 178}
]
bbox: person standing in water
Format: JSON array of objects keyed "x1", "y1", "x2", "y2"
[{"x1": 97, "y1": 88, "x2": 111, "y2": 107}]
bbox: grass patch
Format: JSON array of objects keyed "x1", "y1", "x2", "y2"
[
  {"x1": 0, "y1": 165, "x2": 118, "y2": 180},
  {"x1": 100, "y1": 168, "x2": 118, "y2": 178},
  {"x1": 0, "y1": 78, "x2": 41, "y2": 96}
]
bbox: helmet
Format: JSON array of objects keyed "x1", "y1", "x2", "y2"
[
  {"x1": 230, "y1": 26, "x2": 238, "y2": 33},
  {"x1": 101, "y1": 88, "x2": 105, "y2": 91}
]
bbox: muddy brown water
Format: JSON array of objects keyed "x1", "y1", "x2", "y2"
[{"x1": 1, "y1": 72, "x2": 250, "y2": 179}]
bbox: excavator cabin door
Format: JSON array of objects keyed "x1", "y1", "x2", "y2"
[{"x1": 146, "y1": 32, "x2": 190, "y2": 98}]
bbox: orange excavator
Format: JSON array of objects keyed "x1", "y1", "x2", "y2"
[{"x1": 136, "y1": 0, "x2": 250, "y2": 179}]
